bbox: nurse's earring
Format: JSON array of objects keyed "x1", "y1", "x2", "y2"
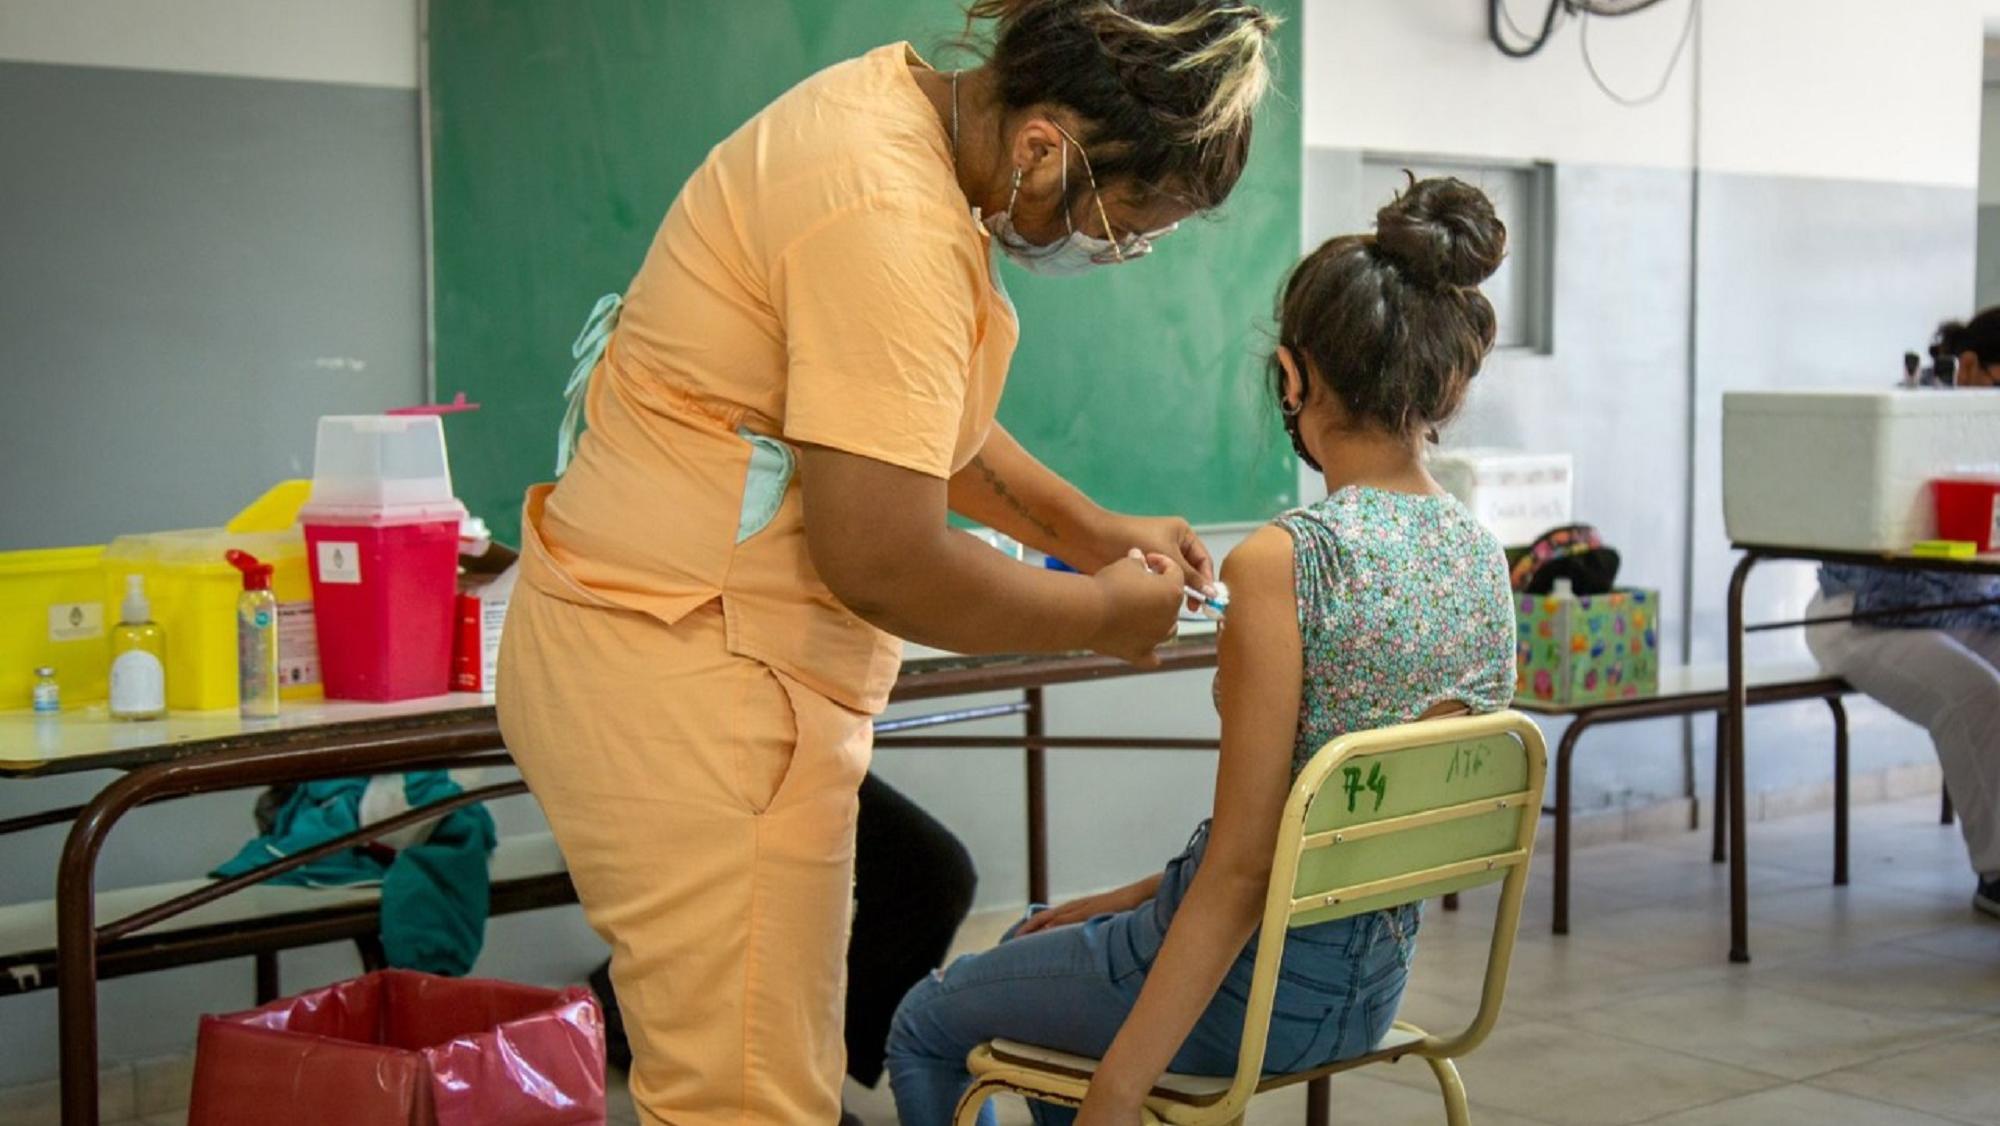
[
  {"x1": 1003, "y1": 167, "x2": 1023, "y2": 219},
  {"x1": 1280, "y1": 396, "x2": 1302, "y2": 417}
]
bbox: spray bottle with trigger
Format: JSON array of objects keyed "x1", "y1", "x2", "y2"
[{"x1": 227, "y1": 550, "x2": 281, "y2": 719}]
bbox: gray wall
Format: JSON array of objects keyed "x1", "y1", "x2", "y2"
[
  {"x1": 0, "y1": 62, "x2": 426, "y2": 549},
  {"x1": 1980, "y1": 204, "x2": 2000, "y2": 310},
  {"x1": 0, "y1": 59, "x2": 442, "y2": 1087},
  {"x1": 1980, "y1": 78, "x2": 2000, "y2": 311}
]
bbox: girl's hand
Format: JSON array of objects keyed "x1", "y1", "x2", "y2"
[
  {"x1": 1016, "y1": 885, "x2": 1148, "y2": 937},
  {"x1": 1093, "y1": 514, "x2": 1216, "y2": 608}
]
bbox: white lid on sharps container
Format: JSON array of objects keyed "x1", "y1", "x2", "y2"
[{"x1": 305, "y1": 415, "x2": 458, "y2": 512}]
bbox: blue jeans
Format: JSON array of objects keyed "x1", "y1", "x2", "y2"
[{"x1": 885, "y1": 824, "x2": 1421, "y2": 1126}]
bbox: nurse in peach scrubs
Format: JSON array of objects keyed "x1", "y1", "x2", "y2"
[{"x1": 496, "y1": 3, "x2": 1280, "y2": 1122}]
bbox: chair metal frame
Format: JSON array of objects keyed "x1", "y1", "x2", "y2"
[{"x1": 953, "y1": 711, "x2": 1549, "y2": 1126}]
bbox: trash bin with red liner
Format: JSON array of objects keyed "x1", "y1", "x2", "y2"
[{"x1": 188, "y1": 970, "x2": 606, "y2": 1125}]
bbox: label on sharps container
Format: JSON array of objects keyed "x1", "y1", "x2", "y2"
[
  {"x1": 317, "y1": 541, "x2": 362, "y2": 585},
  {"x1": 48, "y1": 602, "x2": 104, "y2": 643},
  {"x1": 277, "y1": 601, "x2": 320, "y2": 688}
]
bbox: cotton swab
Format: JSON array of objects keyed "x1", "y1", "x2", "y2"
[{"x1": 1185, "y1": 581, "x2": 1229, "y2": 620}]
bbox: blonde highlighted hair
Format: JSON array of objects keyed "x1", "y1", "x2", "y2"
[
  {"x1": 1084, "y1": 3, "x2": 1277, "y2": 143},
  {"x1": 966, "y1": 0, "x2": 1281, "y2": 210}
]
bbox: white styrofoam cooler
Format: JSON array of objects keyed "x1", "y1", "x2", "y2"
[
  {"x1": 1722, "y1": 390, "x2": 2000, "y2": 551},
  {"x1": 1429, "y1": 448, "x2": 1573, "y2": 547}
]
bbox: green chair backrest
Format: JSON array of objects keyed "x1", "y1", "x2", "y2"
[{"x1": 1288, "y1": 714, "x2": 1544, "y2": 927}]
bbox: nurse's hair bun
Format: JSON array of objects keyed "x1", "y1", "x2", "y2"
[
  {"x1": 967, "y1": 0, "x2": 1280, "y2": 211},
  {"x1": 1374, "y1": 175, "x2": 1507, "y2": 290}
]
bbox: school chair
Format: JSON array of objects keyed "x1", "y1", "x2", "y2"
[{"x1": 952, "y1": 710, "x2": 1548, "y2": 1126}]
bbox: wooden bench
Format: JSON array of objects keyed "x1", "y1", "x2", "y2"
[
  {"x1": 1517, "y1": 662, "x2": 1855, "y2": 935},
  {"x1": 0, "y1": 832, "x2": 573, "y2": 1003}
]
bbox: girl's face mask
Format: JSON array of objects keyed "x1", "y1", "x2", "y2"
[{"x1": 1274, "y1": 349, "x2": 1322, "y2": 471}]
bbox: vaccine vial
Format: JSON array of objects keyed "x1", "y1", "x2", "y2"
[{"x1": 32, "y1": 667, "x2": 60, "y2": 714}]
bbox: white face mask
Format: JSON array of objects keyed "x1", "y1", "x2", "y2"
[
  {"x1": 979, "y1": 136, "x2": 1174, "y2": 278},
  {"x1": 986, "y1": 208, "x2": 1120, "y2": 277}
]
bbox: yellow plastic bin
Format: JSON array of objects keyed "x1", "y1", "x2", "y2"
[
  {"x1": 103, "y1": 528, "x2": 320, "y2": 712},
  {"x1": 227, "y1": 479, "x2": 313, "y2": 535},
  {"x1": 0, "y1": 545, "x2": 110, "y2": 711}
]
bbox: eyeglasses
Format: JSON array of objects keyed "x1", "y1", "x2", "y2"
[{"x1": 1047, "y1": 120, "x2": 1179, "y2": 265}]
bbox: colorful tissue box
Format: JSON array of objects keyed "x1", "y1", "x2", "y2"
[{"x1": 1515, "y1": 588, "x2": 1660, "y2": 705}]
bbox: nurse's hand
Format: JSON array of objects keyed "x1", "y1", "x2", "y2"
[
  {"x1": 1088, "y1": 550, "x2": 1184, "y2": 667},
  {"x1": 1095, "y1": 514, "x2": 1216, "y2": 610}
]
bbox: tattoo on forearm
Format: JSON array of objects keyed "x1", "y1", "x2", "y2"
[{"x1": 970, "y1": 455, "x2": 1060, "y2": 542}]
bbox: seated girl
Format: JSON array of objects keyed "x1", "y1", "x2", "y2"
[{"x1": 883, "y1": 176, "x2": 1518, "y2": 1126}]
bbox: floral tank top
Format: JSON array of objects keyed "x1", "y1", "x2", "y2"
[{"x1": 1274, "y1": 488, "x2": 1516, "y2": 775}]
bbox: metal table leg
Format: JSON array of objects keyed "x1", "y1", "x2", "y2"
[
  {"x1": 1726, "y1": 553, "x2": 1758, "y2": 964},
  {"x1": 1551, "y1": 716, "x2": 1591, "y2": 936},
  {"x1": 254, "y1": 951, "x2": 280, "y2": 1005},
  {"x1": 1829, "y1": 695, "x2": 1849, "y2": 887},
  {"x1": 1711, "y1": 711, "x2": 1728, "y2": 865},
  {"x1": 1306, "y1": 1075, "x2": 1330, "y2": 1126},
  {"x1": 1025, "y1": 687, "x2": 1049, "y2": 906}
]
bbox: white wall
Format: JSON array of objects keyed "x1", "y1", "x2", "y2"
[
  {"x1": 1307, "y1": 0, "x2": 1982, "y2": 188},
  {"x1": 1304, "y1": 0, "x2": 1694, "y2": 168},
  {"x1": 1699, "y1": 0, "x2": 1981, "y2": 188},
  {"x1": 0, "y1": 0, "x2": 418, "y2": 87}
]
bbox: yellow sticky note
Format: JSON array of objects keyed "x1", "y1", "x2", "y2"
[{"x1": 1912, "y1": 540, "x2": 1977, "y2": 559}]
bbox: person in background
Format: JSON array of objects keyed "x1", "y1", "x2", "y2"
[
  {"x1": 1808, "y1": 308, "x2": 2000, "y2": 920},
  {"x1": 884, "y1": 177, "x2": 1516, "y2": 1126},
  {"x1": 1932, "y1": 315, "x2": 2000, "y2": 388},
  {"x1": 591, "y1": 775, "x2": 978, "y2": 1114}
]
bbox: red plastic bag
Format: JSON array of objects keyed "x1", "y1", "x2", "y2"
[{"x1": 189, "y1": 969, "x2": 606, "y2": 1125}]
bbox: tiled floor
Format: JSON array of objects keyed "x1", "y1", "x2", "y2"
[
  {"x1": 93, "y1": 796, "x2": 1997, "y2": 1126},
  {"x1": 827, "y1": 796, "x2": 2000, "y2": 1126}
]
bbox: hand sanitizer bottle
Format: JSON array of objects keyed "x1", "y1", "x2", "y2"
[{"x1": 109, "y1": 575, "x2": 167, "y2": 721}]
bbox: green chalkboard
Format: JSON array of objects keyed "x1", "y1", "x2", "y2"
[{"x1": 427, "y1": 0, "x2": 1300, "y2": 545}]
